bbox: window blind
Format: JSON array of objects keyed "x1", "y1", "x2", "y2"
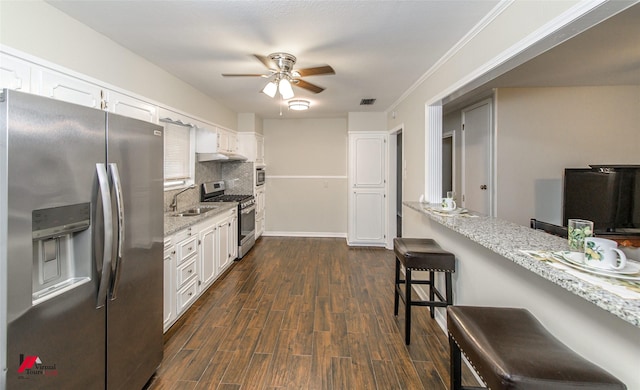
[{"x1": 164, "y1": 122, "x2": 191, "y2": 181}]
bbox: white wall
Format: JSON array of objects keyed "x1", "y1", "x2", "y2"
[
  {"x1": 263, "y1": 118, "x2": 348, "y2": 236},
  {"x1": 0, "y1": 0, "x2": 237, "y2": 129},
  {"x1": 237, "y1": 112, "x2": 263, "y2": 135},
  {"x1": 495, "y1": 86, "x2": 640, "y2": 226},
  {"x1": 348, "y1": 112, "x2": 387, "y2": 132}
]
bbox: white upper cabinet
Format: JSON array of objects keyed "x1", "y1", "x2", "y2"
[
  {"x1": 37, "y1": 66, "x2": 102, "y2": 109},
  {"x1": 106, "y1": 90, "x2": 157, "y2": 123},
  {"x1": 195, "y1": 126, "x2": 218, "y2": 154},
  {"x1": 196, "y1": 126, "x2": 239, "y2": 156},
  {"x1": 238, "y1": 133, "x2": 264, "y2": 164},
  {"x1": 0, "y1": 54, "x2": 31, "y2": 93},
  {"x1": 350, "y1": 135, "x2": 386, "y2": 188},
  {"x1": 217, "y1": 127, "x2": 238, "y2": 153}
]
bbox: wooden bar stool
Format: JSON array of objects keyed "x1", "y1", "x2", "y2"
[
  {"x1": 447, "y1": 306, "x2": 626, "y2": 390},
  {"x1": 393, "y1": 237, "x2": 455, "y2": 345}
]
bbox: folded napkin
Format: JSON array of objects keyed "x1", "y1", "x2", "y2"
[
  {"x1": 422, "y1": 206, "x2": 476, "y2": 218},
  {"x1": 520, "y1": 250, "x2": 640, "y2": 300}
]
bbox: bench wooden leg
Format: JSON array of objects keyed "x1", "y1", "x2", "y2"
[
  {"x1": 394, "y1": 258, "x2": 400, "y2": 316},
  {"x1": 449, "y1": 334, "x2": 462, "y2": 390},
  {"x1": 405, "y1": 267, "x2": 412, "y2": 345}
]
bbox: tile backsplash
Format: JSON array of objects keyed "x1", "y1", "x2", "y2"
[
  {"x1": 222, "y1": 161, "x2": 254, "y2": 195},
  {"x1": 163, "y1": 160, "x2": 254, "y2": 211}
]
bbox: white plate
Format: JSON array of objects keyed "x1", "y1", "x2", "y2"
[
  {"x1": 554, "y1": 251, "x2": 640, "y2": 279},
  {"x1": 426, "y1": 206, "x2": 468, "y2": 215}
]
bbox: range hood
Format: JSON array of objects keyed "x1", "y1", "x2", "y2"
[{"x1": 197, "y1": 151, "x2": 247, "y2": 162}]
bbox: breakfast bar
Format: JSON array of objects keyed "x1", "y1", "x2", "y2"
[{"x1": 403, "y1": 201, "x2": 640, "y2": 388}]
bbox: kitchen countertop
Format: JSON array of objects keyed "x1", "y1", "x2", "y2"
[
  {"x1": 164, "y1": 202, "x2": 237, "y2": 236},
  {"x1": 404, "y1": 201, "x2": 640, "y2": 328}
]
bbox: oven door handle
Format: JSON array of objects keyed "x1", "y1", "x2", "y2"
[{"x1": 241, "y1": 205, "x2": 256, "y2": 214}]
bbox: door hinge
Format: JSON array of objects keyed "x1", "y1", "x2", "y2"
[
  {"x1": 198, "y1": 240, "x2": 201, "y2": 245},
  {"x1": 100, "y1": 90, "x2": 108, "y2": 110}
]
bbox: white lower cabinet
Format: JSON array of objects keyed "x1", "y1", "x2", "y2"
[
  {"x1": 163, "y1": 238, "x2": 176, "y2": 332},
  {"x1": 198, "y1": 220, "x2": 217, "y2": 290},
  {"x1": 176, "y1": 279, "x2": 199, "y2": 315},
  {"x1": 217, "y1": 209, "x2": 238, "y2": 274},
  {"x1": 349, "y1": 190, "x2": 386, "y2": 245},
  {"x1": 217, "y1": 218, "x2": 230, "y2": 274},
  {"x1": 163, "y1": 208, "x2": 238, "y2": 332},
  {"x1": 255, "y1": 186, "x2": 265, "y2": 238},
  {"x1": 229, "y1": 213, "x2": 238, "y2": 260}
]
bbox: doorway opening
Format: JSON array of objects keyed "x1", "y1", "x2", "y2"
[
  {"x1": 388, "y1": 125, "x2": 403, "y2": 244},
  {"x1": 442, "y1": 131, "x2": 454, "y2": 198}
]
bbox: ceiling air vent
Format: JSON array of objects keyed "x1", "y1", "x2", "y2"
[{"x1": 360, "y1": 98, "x2": 376, "y2": 105}]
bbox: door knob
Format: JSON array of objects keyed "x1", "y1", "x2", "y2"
[{"x1": 480, "y1": 185, "x2": 487, "y2": 190}]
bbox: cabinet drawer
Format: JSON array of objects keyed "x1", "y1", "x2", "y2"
[
  {"x1": 176, "y1": 236, "x2": 198, "y2": 265},
  {"x1": 164, "y1": 236, "x2": 173, "y2": 251},
  {"x1": 173, "y1": 225, "x2": 196, "y2": 243},
  {"x1": 177, "y1": 257, "x2": 197, "y2": 288},
  {"x1": 177, "y1": 279, "x2": 198, "y2": 315}
]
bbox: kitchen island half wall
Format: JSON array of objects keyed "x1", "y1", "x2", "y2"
[{"x1": 403, "y1": 201, "x2": 639, "y2": 389}]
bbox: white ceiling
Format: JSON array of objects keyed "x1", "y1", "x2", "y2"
[{"x1": 46, "y1": 0, "x2": 500, "y2": 119}]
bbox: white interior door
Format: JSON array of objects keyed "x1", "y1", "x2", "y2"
[{"x1": 462, "y1": 99, "x2": 493, "y2": 215}]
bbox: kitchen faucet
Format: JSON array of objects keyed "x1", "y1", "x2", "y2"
[{"x1": 170, "y1": 185, "x2": 196, "y2": 212}]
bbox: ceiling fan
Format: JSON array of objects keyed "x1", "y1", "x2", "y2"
[{"x1": 222, "y1": 52, "x2": 335, "y2": 99}]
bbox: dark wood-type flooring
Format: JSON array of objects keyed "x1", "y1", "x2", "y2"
[{"x1": 147, "y1": 237, "x2": 478, "y2": 389}]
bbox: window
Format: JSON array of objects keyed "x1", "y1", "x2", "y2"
[{"x1": 163, "y1": 121, "x2": 194, "y2": 189}]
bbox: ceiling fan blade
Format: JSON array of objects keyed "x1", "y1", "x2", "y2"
[
  {"x1": 222, "y1": 73, "x2": 267, "y2": 77},
  {"x1": 293, "y1": 79, "x2": 325, "y2": 94},
  {"x1": 295, "y1": 65, "x2": 335, "y2": 77},
  {"x1": 253, "y1": 54, "x2": 278, "y2": 70}
]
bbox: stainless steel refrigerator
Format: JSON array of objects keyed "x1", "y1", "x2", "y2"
[{"x1": 0, "y1": 89, "x2": 164, "y2": 389}]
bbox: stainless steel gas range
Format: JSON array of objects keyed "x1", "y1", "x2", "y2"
[{"x1": 201, "y1": 181, "x2": 256, "y2": 258}]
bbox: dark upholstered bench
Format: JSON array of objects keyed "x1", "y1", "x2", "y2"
[
  {"x1": 393, "y1": 237, "x2": 455, "y2": 344},
  {"x1": 447, "y1": 306, "x2": 626, "y2": 390}
]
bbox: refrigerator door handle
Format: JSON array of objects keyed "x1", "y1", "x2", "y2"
[
  {"x1": 108, "y1": 163, "x2": 125, "y2": 300},
  {"x1": 96, "y1": 163, "x2": 113, "y2": 308}
]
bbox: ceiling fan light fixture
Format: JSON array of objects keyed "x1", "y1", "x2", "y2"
[
  {"x1": 278, "y1": 78, "x2": 294, "y2": 100},
  {"x1": 262, "y1": 81, "x2": 277, "y2": 98},
  {"x1": 288, "y1": 99, "x2": 310, "y2": 111}
]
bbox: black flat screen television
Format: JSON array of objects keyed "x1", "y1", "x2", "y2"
[{"x1": 563, "y1": 165, "x2": 640, "y2": 235}]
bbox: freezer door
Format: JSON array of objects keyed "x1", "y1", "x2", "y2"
[
  {"x1": 1, "y1": 90, "x2": 107, "y2": 389},
  {"x1": 105, "y1": 113, "x2": 163, "y2": 390}
]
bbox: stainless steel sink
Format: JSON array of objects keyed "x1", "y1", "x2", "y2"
[{"x1": 171, "y1": 205, "x2": 219, "y2": 217}]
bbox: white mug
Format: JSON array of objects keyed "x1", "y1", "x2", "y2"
[
  {"x1": 441, "y1": 197, "x2": 456, "y2": 211},
  {"x1": 584, "y1": 237, "x2": 627, "y2": 270}
]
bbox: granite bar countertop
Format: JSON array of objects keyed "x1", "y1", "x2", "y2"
[
  {"x1": 404, "y1": 201, "x2": 640, "y2": 328},
  {"x1": 165, "y1": 202, "x2": 237, "y2": 236}
]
